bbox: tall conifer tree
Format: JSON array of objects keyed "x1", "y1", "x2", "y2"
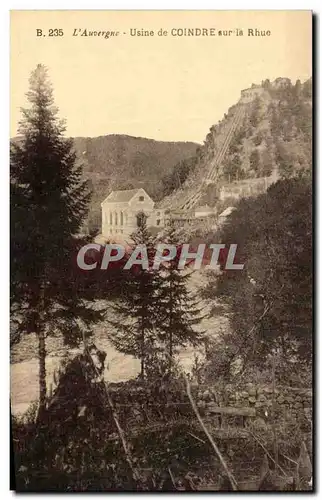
[
  {"x1": 108, "y1": 212, "x2": 160, "y2": 379},
  {"x1": 156, "y1": 221, "x2": 205, "y2": 374},
  {"x1": 11, "y1": 64, "x2": 101, "y2": 417}
]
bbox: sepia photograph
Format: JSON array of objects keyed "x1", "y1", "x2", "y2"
[{"x1": 10, "y1": 10, "x2": 312, "y2": 491}]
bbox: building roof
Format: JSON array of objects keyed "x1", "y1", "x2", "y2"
[{"x1": 102, "y1": 188, "x2": 142, "y2": 204}]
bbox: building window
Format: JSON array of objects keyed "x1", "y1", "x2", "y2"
[
  {"x1": 115, "y1": 212, "x2": 118, "y2": 225},
  {"x1": 139, "y1": 196, "x2": 144, "y2": 201},
  {"x1": 120, "y1": 211, "x2": 124, "y2": 226},
  {"x1": 109, "y1": 212, "x2": 113, "y2": 225}
]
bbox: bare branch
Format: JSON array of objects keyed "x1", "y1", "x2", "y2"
[
  {"x1": 248, "y1": 429, "x2": 287, "y2": 477},
  {"x1": 81, "y1": 331, "x2": 142, "y2": 487},
  {"x1": 185, "y1": 377, "x2": 238, "y2": 490}
]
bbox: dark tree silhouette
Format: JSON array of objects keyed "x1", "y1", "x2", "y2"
[{"x1": 11, "y1": 64, "x2": 102, "y2": 418}]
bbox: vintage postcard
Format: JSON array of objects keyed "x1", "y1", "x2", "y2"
[{"x1": 10, "y1": 10, "x2": 312, "y2": 491}]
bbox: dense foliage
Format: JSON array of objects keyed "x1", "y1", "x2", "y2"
[
  {"x1": 204, "y1": 176, "x2": 312, "y2": 371},
  {"x1": 161, "y1": 156, "x2": 199, "y2": 197},
  {"x1": 108, "y1": 216, "x2": 205, "y2": 378}
]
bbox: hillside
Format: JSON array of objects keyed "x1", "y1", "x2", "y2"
[
  {"x1": 72, "y1": 134, "x2": 198, "y2": 230},
  {"x1": 160, "y1": 77, "x2": 312, "y2": 212},
  {"x1": 11, "y1": 77, "x2": 312, "y2": 231}
]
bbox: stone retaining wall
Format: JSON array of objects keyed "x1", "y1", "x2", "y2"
[{"x1": 194, "y1": 383, "x2": 312, "y2": 424}]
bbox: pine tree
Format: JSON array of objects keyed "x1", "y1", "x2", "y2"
[
  {"x1": 11, "y1": 64, "x2": 101, "y2": 418},
  {"x1": 155, "y1": 221, "x2": 205, "y2": 374},
  {"x1": 108, "y1": 212, "x2": 160, "y2": 379},
  {"x1": 108, "y1": 217, "x2": 205, "y2": 380}
]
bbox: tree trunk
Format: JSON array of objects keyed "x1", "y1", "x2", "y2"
[
  {"x1": 38, "y1": 327, "x2": 47, "y2": 419},
  {"x1": 168, "y1": 279, "x2": 173, "y2": 374},
  {"x1": 37, "y1": 284, "x2": 47, "y2": 421},
  {"x1": 140, "y1": 329, "x2": 145, "y2": 380},
  {"x1": 272, "y1": 351, "x2": 279, "y2": 470}
]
